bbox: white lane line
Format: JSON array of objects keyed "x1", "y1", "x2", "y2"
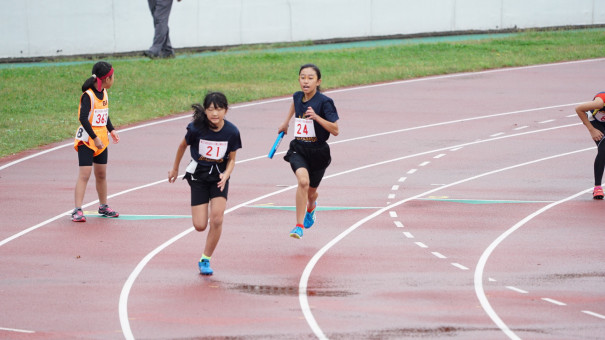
[
  {"x1": 402, "y1": 232, "x2": 414, "y2": 238},
  {"x1": 452, "y1": 263, "x2": 469, "y2": 270},
  {"x1": 407, "y1": 169, "x2": 417, "y2": 174},
  {"x1": 388, "y1": 193, "x2": 396, "y2": 199},
  {"x1": 433, "y1": 154, "x2": 446, "y2": 159},
  {"x1": 489, "y1": 278, "x2": 497, "y2": 282},
  {"x1": 513, "y1": 126, "x2": 529, "y2": 130},
  {"x1": 474, "y1": 187, "x2": 590, "y2": 340},
  {"x1": 505, "y1": 286, "x2": 528, "y2": 294},
  {"x1": 398, "y1": 177, "x2": 407, "y2": 182},
  {"x1": 391, "y1": 185, "x2": 400, "y2": 190},
  {"x1": 0, "y1": 124, "x2": 590, "y2": 340},
  {"x1": 389, "y1": 211, "x2": 398, "y2": 218},
  {"x1": 539, "y1": 119, "x2": 555, "y2": 124},
  {"x1": 582, "y1": 310, "x2": 605, "y2": 320},
  {"x1": 393, "y1": 221, "x2": 404, "y2": 228},
  {"x1": 299, "y1": 147, "x2": 592, "y2": 340},
  {"x1": 450, "y1": 147, "x2": 463, "y2": 151},
  {"x1": 432, "y1": 252, "x2": 447, "y2": 259},
  {"x1": 120, "y1": 184, "x2": 296, "y2": 340},
  {"x1": 491, "y1": 132, "x2": 505, "y2": 137},
  {"x1": 419, "y1": 161, "x2": 430, "y2": 166},
  {"x1": 542, "y1": 298, "x2": 567, "y2": 306},
  {"x1": 0, "y1": 327, "x2": 35, "y2": 334},
  {"x1": 415, "y1": 242, "x2": 428, "y2": 248}
]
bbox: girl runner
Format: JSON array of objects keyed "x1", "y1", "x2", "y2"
[
  {"x1": 277, "y1": 64, "x2": 340, "y2": 239},
  {"x1": 575, "y1": 92, "x2": 605, "y2": 199},
  {"x1": 168, "y1": 92, "x2": 242, "y2": 275},
  {"x1": 72, "y1": 61, "x2": 120, "y2": 222}
]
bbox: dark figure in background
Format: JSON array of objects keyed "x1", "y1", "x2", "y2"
[{"x1": 144, "y1": 0, "x2": 181, "y2": 59}]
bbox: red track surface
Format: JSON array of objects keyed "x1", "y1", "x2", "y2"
[{"x1": 1, "y1": 59, "x2": 605, "y2": 340}]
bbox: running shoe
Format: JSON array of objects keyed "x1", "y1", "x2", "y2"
[
  {"x1": 303, "y1": 203, "x2": 316, "y2": 229},
  {"x1": 98, "y1": 204, "x2": 119, "y2": 218},
  {"x1": 290, "y1": 226, "x2": 303, "y2": 239},
  {"x1": 71, "y1": 208, "x2": 86, "y2": 222},
  {"x1": 593, "y1": 186, "x2": 604, "y2": 200},
  {"x1": 199, "y1": 259, "x2": 213, "y2": 275}
]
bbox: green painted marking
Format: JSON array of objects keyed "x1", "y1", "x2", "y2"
[
  {"x1": 420, "y1": 198, "x2": 554, "y2": 205},
  {"x1": 84, "y1": 213, "x2": 191, "y2": 220},
  {"x1": 246, "y1": 205, "x2": 382, "y2": 211}
]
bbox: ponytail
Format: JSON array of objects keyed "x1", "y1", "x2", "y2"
[
  {"x1": 192, "y1": 103, "x2": 217, "y2": 130},
  {"x1": 81, "y1": 61, "x2": 113, "y2": 92}
]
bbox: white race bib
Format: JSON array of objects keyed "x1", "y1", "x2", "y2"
[
  {"x1": 75, "y1": 126, "x2": 90, "y2": 142},
  {"x1": 594, "y1": 111, "x2": 605, "y2": 122},
  {"x1": 199, "y1": 139, "x2": 228, "y2": 160},
  {"x1": 91, "y1": 108, "x2": 108, "y2": 127},
  {"x1": 294, "y1": 118, "x2": 316, "y2": 138}
]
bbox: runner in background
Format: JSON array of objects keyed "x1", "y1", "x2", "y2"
[
  {"x1": 575, "y1": 92, "x2": 605, "y2": 199},
  {"x1": 72, "y1": 61, "x2": 120, "y2": 222}
]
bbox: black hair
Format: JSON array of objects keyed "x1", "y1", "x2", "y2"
[
  {"x1": 299, "y1": 63, "x2": 322, "y2": 92},
  {"x1": 192, "y1": 92, "x2": 229, "y2": 130},
  {"x1": 81, "y1": 61, "x2": 113, "y2": 92}
]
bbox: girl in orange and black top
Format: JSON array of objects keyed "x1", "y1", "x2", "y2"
[
  {"x1": 72, "y1": 61, "x2": 120, "y2": 222},
  {"x1": 576, "y1": 92, "x2": 605, "y2": 200}
]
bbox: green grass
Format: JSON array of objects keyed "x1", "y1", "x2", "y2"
[{"x1": 1, "y1": 28, "x2": 604, "y2": 158}]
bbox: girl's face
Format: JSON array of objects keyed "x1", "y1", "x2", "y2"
[
  {"x1": 299, "y1": 67, "x2": 321, "y2": 96},
  {"x1": 205, "y1": 103, "x2": 227, "y2": 128},
  {"x1": 103, "y1": 74, "x2": 114, "y2": 89}
]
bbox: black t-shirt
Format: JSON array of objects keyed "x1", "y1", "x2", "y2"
[
  {"x1": 293, "y1": 91, "x2": 339, "y2": 143},
  {"x1": 185, "y1": 120, "x2": 242, "y2": 167}
]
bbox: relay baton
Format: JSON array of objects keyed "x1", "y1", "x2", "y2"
[{"x1": 268, "y1": 131, "x2": 285, "y2": 159}]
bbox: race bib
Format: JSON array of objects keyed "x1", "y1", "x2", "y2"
[
  {"x1": 199, "y1": 139, "x2": 228, "y2": 160},
  {"x1": 594, "y1": 111, "x2": 605, "y2": 122},
  {"x1": 92, "y1": 108, "x2": 108, "y2": 127},
  {"x1": 294, "y1": 118, "x2": 316, "y2": 138},
  {"x1": 75, "y1": 126, "x2": 90, "y2": 142}
]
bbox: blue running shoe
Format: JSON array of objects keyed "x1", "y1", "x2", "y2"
[
  {"x1": 289, "y1": 226, "x2": 303, "y2": 239},
  {"x1": 199, "y1": 259, "x2": 213, "y2": 275},
  {"x1": 303, "y1": 204, "x2": 316, "y2": 229}
]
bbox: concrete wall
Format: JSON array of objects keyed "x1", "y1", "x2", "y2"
[{"x1": 1, "y1": 0, "x2": 604, "y2": 59}]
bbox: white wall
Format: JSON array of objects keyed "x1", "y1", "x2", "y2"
[{"x1": 1, "y1": 0, "x2": 604, "y2": 59}]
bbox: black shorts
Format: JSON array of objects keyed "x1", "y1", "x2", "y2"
[
  {"x1": 185, "y1": 163, "x2": 229, "y2": 206},
  {"x1": 284, "y1": 139, "x2": 331, "y2": 188},
  {"x1": 78, "y1": 145, "x2": 108, "y2": 166}
]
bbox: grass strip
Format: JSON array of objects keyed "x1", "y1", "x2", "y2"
[{"x1": 1, "y1": 28, "x2": 604, "y2": 158}]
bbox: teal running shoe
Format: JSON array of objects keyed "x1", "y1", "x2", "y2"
[
  {"x1": 303, "y1": 204, "x2": 316, "y2": 229},
  {"x1": 199, "y1": 259, "x2": 213, "y2": 275},
  {"x1": 289, "y1": 226, "x2": 303, "y2": 239}
]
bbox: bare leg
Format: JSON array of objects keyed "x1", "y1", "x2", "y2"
[
  {"x1": 191, "y1": 203, "x2": 209, "y2": 232},
  {"x1": 294, "y1": 168, "x2": 310, "y2": 225},
  {"x1": 74, "y1": 166, "x2": 92, "y2": 207},
  {"x1": 94, "y1": 163, "x2": 108, "y2": 205},
  {"x1": 203, "y1": 197, "x2": 226, "y2": 257}
]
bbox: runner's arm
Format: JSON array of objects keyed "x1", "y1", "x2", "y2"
[{"x1": 168, "y1": 138, "x2": 188, "y2": 183}]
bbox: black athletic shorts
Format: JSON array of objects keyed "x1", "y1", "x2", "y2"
[
  {"x1": 78, "y1": 145, "x2": 108, "y2": 166},
  {"x1": 284, "y1": 139, "x2": 331, "y2": 188},
  {"x1": 185, "y1": 163, "x2": 229, "y2": 206}
]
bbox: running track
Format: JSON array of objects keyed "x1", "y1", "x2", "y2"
[{"x1": 1, "y1": 59, "x2": 604, "y2": 340}]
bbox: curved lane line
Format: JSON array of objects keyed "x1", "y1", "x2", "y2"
[
  {"x1": 298, "y1": 148, "x2": 592, "y2": 339},
  {"x1": 473, "y1": 188, "x2": 590, "y2": 340}
]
